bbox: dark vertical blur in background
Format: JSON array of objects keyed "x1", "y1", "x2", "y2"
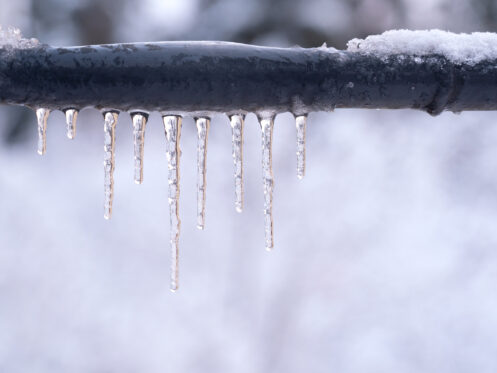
[{"x1": 2, "y1": 1, "x2": 497, "y2": 372}]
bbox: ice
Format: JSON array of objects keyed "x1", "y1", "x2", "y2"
[
  {"x1": 296, "y1": 115, "x2": 306, "y2": 179},
  {"x1": 0, "y1": 25, "x2": 39, "y2": 49},
  {"x1": 260, "y1": 116, "x2": 275, "y2": 251},
  {"x1": 131, "y1": 113, "x2": 148, "y2": 184},
  {"x1": 103, "y1": 112, "x2": 119, "y2": 220},
  {"x1": 163, "y1": 115, "x2": 182, "y2": 292},
  {"x1": 230, "y1": 114, "x2": 244, "y2": 213},
  {"x1": 347, "y1": 29, "x2": 497, "y2": 65},
  {"x1": 196, "y1": 117, "x2": 210, "y2": 230},
  {"x1": 36, "y1": 108, "x2": 49, "y2": 155},
  {"x1": 65, "y1": 109, "x2": 78, "y2": 140}
]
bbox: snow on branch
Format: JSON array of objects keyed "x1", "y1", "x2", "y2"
[
  {"x1": 0, "y1": 25, "x2": 39, "y2": 49},
  {"x1": 347, "y1": 29, "x2": 497, "y2": 65}
]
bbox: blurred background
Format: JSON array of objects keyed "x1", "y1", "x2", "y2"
[{"x1": 2, "y1": 0, "x2": 497, "y2": 372}]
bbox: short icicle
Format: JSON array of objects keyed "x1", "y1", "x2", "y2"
[
  {"x1": 103, "y1": 111, "x2": 119, "y2": 220},
  {"x1": 230, "y1": 114, "x2": 244, "y2": 213},
  {"x1": 196, "y1": 117, "x2": 210, "y2": 230},
  {"x1": 163, "y1": 115, "x2": 182, "y2": 292},
  {"x1": 260, "y1": 116, "x2": 275, "y2": 251},
  {"x1": 295, "y1": 115, "x2": 307, "y2": 179},
  {"x1": 65, "y1": 109, "x2": 78, "y2": 139},
  {"x1": 131, "y1": 113, "x2": 148, "y2": 184},
  {"x1": 36, "y1": 108, "x2": 50, "y2": 155}
]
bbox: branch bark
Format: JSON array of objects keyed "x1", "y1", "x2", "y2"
[{"x1": 1, "y1": 41, "x2": 496, "y2": 116}]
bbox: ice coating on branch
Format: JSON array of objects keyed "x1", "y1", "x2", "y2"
[
  {"x1": 347, "y1": 29, "x2": 497, "y2": 65},
  {"x1": 0, "y1": 25, "x2": 39, "y2": 49},
  {"x1": 196, "y1": 117, "x2": 210, "y2": 230},
  {"x1": 163, "y1": 115, "x2": 182, "y2": 292},
  {"x1": 230, "y1": 114, "x2": 244, "y2": 213}
]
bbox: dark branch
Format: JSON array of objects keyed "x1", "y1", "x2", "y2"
[{"x1": 1, "y1": 41, "x2": 496, "y2": 116}]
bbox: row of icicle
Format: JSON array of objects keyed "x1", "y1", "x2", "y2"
[{"x1": 35, "y1": 108, "x2": 307, "y2": 291}]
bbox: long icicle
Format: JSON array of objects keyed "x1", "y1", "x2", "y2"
[
  {"x1": 163, "y1": 115, "x2": 182, "y2": 292},
  {"x1": 295, "y1": 115, "x2": 307, "y2": 179},
  {"x1": 36, "y1": 108, "x2": 50, "y2": 155},
  {"x1": 260, "y1": 116, "x2": 275, "y2": 251},
  {"x1": 103, "y1": 111, "x2": 119, "y2": 220},
  {"x1": 132, "y1": 112, "x2": 148, "y2": 184},
  {"x1": 65, "y1": 109, "x2": 78, "y2": 140},
  {"x1": 230, "y1": 114, "x2": 244, "y2": 213},
  {"x1": 196, "y1": 117, "x2": 210, "y2": 230}
]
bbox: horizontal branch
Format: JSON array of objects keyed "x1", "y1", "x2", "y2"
[{"x1": 1, "y1": 41, "x2": 497, "y2": 115}]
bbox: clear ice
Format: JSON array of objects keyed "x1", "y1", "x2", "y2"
[
  {"x1": 29, "y1": 103, "x2": 308, "y2": 282},
  {"x1": 196, "y1": 117, "x2": 210, "y2": 230},
  {"x1": 260, "y1": 116, "x2": 275, "y2": 251},
  {"x1": 163, "y1": 115, "x2": 182, "y2": 292},
  {"x1": 230, "y1": 115, "x2": 244, "y2": 213},
  {"x1": 132, "y1": 113, "x2": 148, "y2": 184},
  {"x1": 103, "y1": 112, "x2": 119, "y2": 220},
  {"x1": 36, "y1": 108, "x2": 49, "y2": 155},
  {"x1": 296, "y1": 115, "x2": 307, "y2": 179},
  {"x1": 65, "y1": 109, "x2": 78, "y2": 140}
]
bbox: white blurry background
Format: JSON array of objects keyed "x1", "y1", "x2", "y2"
[{"x1": 1, "y1": 0, "x2": 497, "y2": 372}]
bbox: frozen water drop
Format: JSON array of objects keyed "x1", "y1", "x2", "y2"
[
  {"x1": 296, "y1": 115, "x2": 307, "y2": 179},
  {"x1": 260, "y1": 116, "x2": 275, "y2": 251},
  {"x1": 131, "y1": 112, "x2": 148, "y2": 184},
  {"x1": 65, "y1": 109, "x2": 78, "y2": 140},
  {"x1": 36, "y1": 108, "x2": 50, "y2": 155},
  {"x1": 196, "y1": 117, "x2": 210, "y2": 230},
  {"x1": 163, "y1": 115, "x2": 182, "y2": 292},
  {"x1": 230, "y1": 114, "x2": 244, "y2": 213},
  {"x1": 103, "y1": 111, "x2": 119, "y2": 220}
]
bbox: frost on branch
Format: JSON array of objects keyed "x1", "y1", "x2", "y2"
[{"x1": 0, "y1": 25, "x2": 39, "y2": 49}]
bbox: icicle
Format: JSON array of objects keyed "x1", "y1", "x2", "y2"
[
  {"x1": 296, "y1": 115, "x2": 307, "y2": 179},
  {"x1": 260, "y1": 116, "x2": 275, "y2": 251},
  {"x1": 131, "y1": 113, "x2": 148, "y2": 184},
  {"x1": 196, "y1": 117, "x2": 210, "y2": 230},
  {"x1": 230, "y1": 114, "x2": 244, "y2": 213},
  {"x1": 36, "y1": 108, "x2": 49, "y2": 155},
  {"x1": 103, "y1": 111, "x2": 119, "y2": 220},
  {"x1": 163, "y1": 115, "x2": 182, "y2": 292},
  {"x1": 65, "y1": 109, "x2": 78, "y2": 140}
]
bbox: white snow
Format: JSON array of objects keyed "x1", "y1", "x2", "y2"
[
  {"x1": 347, "y1": 29, "x2": 497, "y2": 65},
  {"x1": 0, "y1": 25, "x2": 38, "y2": 49}
]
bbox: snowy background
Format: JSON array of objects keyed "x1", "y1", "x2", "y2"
[{"x1": 2, "y1": 0, "x2": 497, "y2": 372}]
